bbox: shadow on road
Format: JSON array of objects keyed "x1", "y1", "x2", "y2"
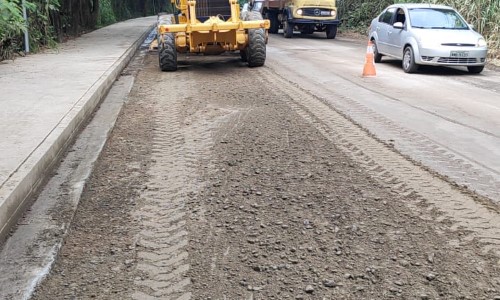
[{"x1": 377, "y1": 58, "x2": 483, "y2": 76}]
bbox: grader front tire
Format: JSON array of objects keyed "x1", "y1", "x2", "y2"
[{"x1": 159, "y1": 33, "x2": 177, "y2": 72}]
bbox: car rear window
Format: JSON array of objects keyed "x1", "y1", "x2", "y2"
[{"x1": 409, "y1": 8, "x2": 468, "y2": 29}]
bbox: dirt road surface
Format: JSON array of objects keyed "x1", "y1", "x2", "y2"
[{"x1": 31, "y1": 35, "x2": 500, "y2": 299}]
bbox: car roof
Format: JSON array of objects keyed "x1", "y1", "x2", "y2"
[{"x1": 387, "y1": 3, "x2": 454, "y2": 10}]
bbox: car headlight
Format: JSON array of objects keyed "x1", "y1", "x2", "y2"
[
  {"x1": 331, "y1": 10, "x2": 337, "y2": 18},
  {"x1": 477, "y1": 38, "x2": 487, "y2": 47},
  {"x1": 296, "y1": 9, "x2": 303, "y2": 15}
]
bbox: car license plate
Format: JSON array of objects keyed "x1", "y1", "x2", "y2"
[
  {"x1": 320, "y1": 11, "x2": 331, "y2": 16},
  {"x1": 450, "y1": 51, "x2": 469, "y2": 58}
]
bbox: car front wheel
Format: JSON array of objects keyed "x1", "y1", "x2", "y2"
[
  {"x1": 402, "y1": 46, "x2": 419, "y2": 73},
  {"x1": 373, "y1": 41, "x2": 382, "y2": 63}
]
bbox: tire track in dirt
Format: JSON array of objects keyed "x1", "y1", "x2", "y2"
[
  {"x1": 266, "y1": 48, "x2": 500, "y2": 203},
  {"x1": 258, "y1": 67, "x2": 500, "y2": 256},
  {"x1": 132, "y1": 72, "x2": 211, "y2": 299},
  {"x1": 178, "y1": 63, "x2": 500, "y2": 299},
  {"x1": 132, "y1": 104, "x2": 192, "y2": 299},
  {"x1": 322, "y1": 78, "x2": 500, "y2": 202}
]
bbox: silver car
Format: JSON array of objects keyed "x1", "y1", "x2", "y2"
[{"x1": 368, "y1": 3, "x2": 488, "y2": 73}]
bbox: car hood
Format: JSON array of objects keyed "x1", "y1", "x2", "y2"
[{"x1": 412, "y1": 28, "x2": 483, "y2": 45}]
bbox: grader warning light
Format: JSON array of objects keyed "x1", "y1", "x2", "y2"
[{"x1": 156, "y1": 0, "x2": 270, "y2": 71}]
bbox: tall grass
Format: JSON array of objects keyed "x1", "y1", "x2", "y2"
[
  {"x1": 337, "y1": 0, "x2": 391, "y2": 30},
  {"x1": 443, "y1": 0, "x2": 500, "y2": 58}
]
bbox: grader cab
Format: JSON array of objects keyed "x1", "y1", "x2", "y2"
[{"x1": 156, "y1": 0, "x2": 270, "y2": 71}]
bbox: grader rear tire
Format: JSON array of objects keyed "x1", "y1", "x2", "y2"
[
  {"x1": 245, "y1": 11, "x2": 266, "y2": 67},
  {"x1": 247, "y1": 29, "x2": 266, "y2": 67},
  {"x1": 159, "y1": 33, "x2": 177, "y2": 72}
]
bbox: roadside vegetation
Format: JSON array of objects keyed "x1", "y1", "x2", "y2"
[
  {"x1": 0, "y1": 0, "x2": 170, "y2": 61},
  {"x1": 1, "y1": 0, "x2": 499, "y2": 61}
]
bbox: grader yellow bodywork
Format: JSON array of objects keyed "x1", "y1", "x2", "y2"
[{"x1": 157, "y1": 0, "x2": 270, "y2": 71}]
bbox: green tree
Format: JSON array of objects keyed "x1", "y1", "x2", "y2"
[{"x1": 0, "y1": 0, "x2": 36, "y2": 59}]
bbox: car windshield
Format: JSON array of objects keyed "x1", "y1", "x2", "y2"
[{"x1": 409, "y1": 8, "x2": 468, "y2": 29}]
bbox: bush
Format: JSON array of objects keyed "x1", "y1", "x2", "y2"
[
  {"x1": 0, "y1": 0, "x2": 29, "y2": 59},
  {"x1": 97, "y1": 0, "x2": 116, "y2": 27},
  {"x1": 0, "y1": 0, "x2": 59, "y2": 60}
]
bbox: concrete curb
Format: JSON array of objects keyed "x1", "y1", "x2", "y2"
[{"x1": 0, "y1": 23, "x2": 155, "y2": 242}]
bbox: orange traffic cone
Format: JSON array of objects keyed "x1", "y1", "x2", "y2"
[{"x1": 362, "y1": 41, "x2": 376, "y2": 77}]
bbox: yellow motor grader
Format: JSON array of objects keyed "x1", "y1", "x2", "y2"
[{"x1": 156, "y1": 0, "x2": 270, "y2": 71}]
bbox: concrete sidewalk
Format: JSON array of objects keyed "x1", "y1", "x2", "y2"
[{"x1": 0, "y1": 17, "x2": 155, "y2": 242}]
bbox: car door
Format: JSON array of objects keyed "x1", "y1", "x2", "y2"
[
  {"x1": 374, "y1": 7, "x2": 397, "y2": 55},
  {"x1": 386, "y1": 7, "x2": 407, "y2": 57}
]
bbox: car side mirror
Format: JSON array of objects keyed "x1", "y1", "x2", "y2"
[{"x1": 393, "y1": 22, "x2": 404, "y2": 29}]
